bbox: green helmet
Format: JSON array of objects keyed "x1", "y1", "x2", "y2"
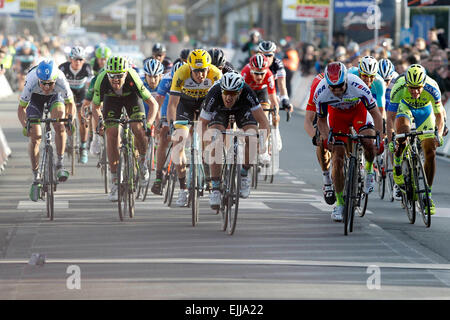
[
  {"x1": 95, "y1": 46, "x2": 112, "y2": 59},
  {"x1": 406, "y1": 64, "x2": 426, "y2": 87},
  {"x1": 106, "y1": 55, "x2": 128, "y2": 73}
]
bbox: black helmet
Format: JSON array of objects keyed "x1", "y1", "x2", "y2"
[
  {"x1": 180, "y1": 48, "x2": 191, "y2": 61},
  {"x1": 207, "y1": 48, "x2": 226, "y2": 68},
  {"x1": 152, "y1": 43, "x2": 166, "y2": 55}
]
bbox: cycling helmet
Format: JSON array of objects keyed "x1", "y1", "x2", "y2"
[
  {"x1": 70, "y1": 46, "x2": 85, "y2": 60},
  {"x1": 144, "y1": 58, "x2": 164, "y2": 76},
  {"x1": 406, "y1": 64, "x2": 427, "y2": 87},
  {"x1": 257, "y1": 41, "x2": 277, "y2": 54},
  {"x1": 180, "y1": 48, "x2": 191, "y2": 61},
  {"x1": 106, "y1": 55, "x2": 128, "y2": 73},
  {"x1": 207, "y1": 48, "x2": 226, "y2": 68},
  {"x1": 378, "y1": 59, "x2": 395, "y2": 80},
  {"x1": 358, "y1": 55, "x2": 378, "y2": 76},
  {"x1": 187, "y1": 49, "x2": 211, "y2": 69},
  {"x1": 152, "y1": 43, "x2": 166, "y2": 55},
  {"x1": 171, "y1": 60, "x2": 186, "y2": 77},
  {"x1": 220, "y1": 71, "x2": 244, "y2": 92},
  {"x1": 249, "y1": 54, "x2": 269, "y2": 71},
  {"x1": 36, "y1": 59, "x2": 58, "y2": 81},
  {"x1": 95, "y1": 46, "x2": 112, "y2": 59},
  {"x1": 324, "y1": 62, "x2": 347, "y2": 86}
]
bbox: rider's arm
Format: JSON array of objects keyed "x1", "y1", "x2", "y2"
[
  {"x1": 144, "y1": 95, "x2": 158, "y2": 125},
  {"x1": 17, "y1": 103, "x2": 27, "y2": 128},
  {"x1": 167, "y1": 94, "x2": 180, "y2": 123},
  {"x1": 304, "y1": 110, "x2": 316, "y2": 138},
  {"x1": 252, "y1": 106, "x2": 270, "y2": 138}
]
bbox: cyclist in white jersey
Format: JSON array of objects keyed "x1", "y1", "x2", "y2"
[{"x1": 314, "y1": 62, "x2": 383, "y2": 222}]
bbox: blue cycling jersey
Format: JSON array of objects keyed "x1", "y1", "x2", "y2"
[
  {"x1": 156, "y1": 72, "x2": 173, "y2": 118},
  {"x1": 348, "y1": 67, "x2": 386, "y2": 109},
  {"x1": 141, "y1": 75, "x2": 159, "y2": 118}
]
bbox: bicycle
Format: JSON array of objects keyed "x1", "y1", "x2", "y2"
[
  {"x1": 138, "y1": 124, "x2": 155, "y2": 201},
  {"x1": 329, "y1": 128, "x2": 379, "y2": 235},
  {"x1": 65, "y1": 112, "x2": 80, "y2": 175},
  {"x1": 27, "y1": 103, "x2": 71, "y2": 221},
  {"x1": 384, "y1": 136, "x2": 395, "y2": 202},
  {"x1": 173, "y1": 120, "x2": 206, "y2": 227},
  {"x1": 216, "y1": 115, "x2": 260, "y2": 235},
  {"x1": 104, "y1": 114, "x2": 145, "y2": 221},
  {"x1": 161, "y1": 142, "x2": 177, "y2": 207},
  {"x1": 261, "y1": 106, "x2": 291, "y2": 183},
  {"x1": 95, "y1": 116, "x2": 109, "y2": 194},
  {"x1": 394, "y1": 129, "x2": 436, "y2": 227}
]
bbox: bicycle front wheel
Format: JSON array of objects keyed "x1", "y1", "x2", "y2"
[
  {"x1": 402, "y1": 160, "x2": 416, "y2": 224},
  {"x1": 227, "y1": 164, "x2": 241, "y2": 235},
  {"x1": 344, "y1": 157, "x2": 356, "y2": 235},
  {"x1": 117, "y1": 148, "x2": 128, "y2": 221},
  {"x1": 414, "y1": 156, "x2": 431, "y2": 227},
  {"x1": 191, "y1": 163, "x2": 199, "y2": 227},
  {"x1": 101, "y1": 138, "x2": 109, "y2": 194},
  {"x1": 45, "y1": 147, "x2": 55, "y2": 221},
  {"x1": 142, "y1": 137, "x2": 154, "y2": 201}
]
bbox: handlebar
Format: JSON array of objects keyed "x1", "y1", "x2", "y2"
[
  {"x1": 394, "y1": 129, "x2": 435, "y2": 140},
  {"x1": 262, "y1": 105, "x2": 291, "y2": 122}
]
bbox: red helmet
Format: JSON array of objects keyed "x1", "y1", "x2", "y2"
[
  {"x1": 324, "y1": 62, "x2": 347, "y2": 86},
  {"x1": 249, "y1": 54, "x2": 269, "y2": 71}
]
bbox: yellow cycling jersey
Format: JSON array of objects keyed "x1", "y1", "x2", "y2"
[{"x1": 170, "y1": 64, "x2": 222, "y2": 101}]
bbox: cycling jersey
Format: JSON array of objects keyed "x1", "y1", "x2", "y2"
[
  {"x1": 348, "y1": 67, "x2": 386, "y2": 109},
  {"x1": 200, "y1": 82, "x2": 260, "y2": 128},
  {"x1": 156, "y1": 72, "x2": 173, "y2": 118},
  {"x1": 59, "y1": 62, "x2": 93, "y2": 104},
  {"x1": 314, "y1": 73, "x2": 376, "y2": 118},
  {"x1": 14, "y1": 47, "x2": 37, "y2": 72},
  {"x1": 306, "y1": 73, "x2": 325, "y2": 112},
  {"x1": 384, "y1": 71, "x2": 399, "y2": 111},
  {"x1": 269, "y1": 57, "x2": 286, "y2": 80},
  {"x1": 19, "y1": 67, "x2": 74, "y2": 108},
  {"x1": 85, "y1": 68, "x2": 104, "y2": 102},
  {"x1": 90, "y1": 57, "x2": 102, "y2": 76},
  {"x1": 241, "y1": 64, "x2": 276, "y2": 95},
  {"x1": 170, "y1": 63, "x2": 222, "y2": 104},
  {"x1": 388, "y1": 75, "x2": 442, "y2": 114}
]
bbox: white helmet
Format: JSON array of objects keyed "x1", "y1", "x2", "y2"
[
  {"x1": 358, "y1": 56, "x2": 378, "y2": 76},
  {"x1": 70, "y1": 46, "x2": 85, "y2": 60},
  {"x1": 220, "y1": 71, "x2": 244, "y2": 92}
]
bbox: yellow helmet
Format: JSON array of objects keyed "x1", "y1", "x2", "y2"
[
  {"x1": 187, "y1": 49, "x2": 211, "y2": 69},
  {"x1": 406, "y1": 64, "x2": 426, "y2": 87}
]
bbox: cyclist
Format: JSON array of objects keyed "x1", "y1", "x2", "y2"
[
  {"x1": 17, "y1": 59, "x2": 75, "y2": 201},
  {"x1": 207, "y1": 47, "x2": 235, "y2": 74},
  {"x1": 378, "y1": 58, "x2": 402, "y2": 200},
  {"x1": 14, "y1": 41, "x2": 38, "y2": 92},
  {"x1": 304, "y1": 72, "x2": 335, "y2": 205},
  {"x1": 167, "y1": 49, "x2": 222, "y2": 207},
  {"x1": 59, "y1": 46, "x2": 94, "y2": 164},
  {"x1": 92, "y1": 55, "x2": 159, "y2": 201},
  {"x1": 90, "y1": 45, "x2": 111, "y2": 76},
  {"x1": 141, "y1": 58, "x2": 165, "y2": 118},
  {"x1": 151, "y1": 43, "x2": 167, "y2": 62},
  {"x1": 389, "y1": 64, "x2": 445, "y2": 215},
  {"x1": 315, "y1": 62, "x2": 383, "y2": 222},
  {"x1": 257, "y1": 40, "x2": 294, "y2": 150},
  {"x1": 200, "y1": 72, "x2": 270, "y2": 208},
  {"x1": 241, "y1": 53, "x2": 279, "y2": 164},
  {"x1": 150, "y1": 61, "x2": 186, "y2": 195}
]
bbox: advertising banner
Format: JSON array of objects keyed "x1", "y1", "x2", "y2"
[{"x1": 282, "y1": 0, "x2": 330, "y2": 22}]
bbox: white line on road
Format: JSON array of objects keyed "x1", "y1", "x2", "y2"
[
  {"x1": 1, "y1": 257, "x2": 450, "y2": 271},
  {"x1": 17, "y1": 201, "x2": 69, "y2": 210}
]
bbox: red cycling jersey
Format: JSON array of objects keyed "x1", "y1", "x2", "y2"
[
  {"x1": 241, "y1": 64, "x2": 276, "y2": 95},
  {"x1": 306, "y1": 73, "x2": 325, "y2": 112}
]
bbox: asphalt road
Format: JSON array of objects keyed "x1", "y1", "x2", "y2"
[{"x1": 1, "y1": 94, "x2": 450, "y2": 301}]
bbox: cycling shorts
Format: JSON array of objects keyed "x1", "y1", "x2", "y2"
[
  {"x1": 328, "y1": 101, "x2": 374, "y2": 145},
  {"x1": 175, "y1": 99, "x2": 203, "y2": 130},
  {"x1": 254, "y1": 88, "x2": 269, "y2": 105},
  {"x1": 102, "y1": 94, "x2": 145, "y2": 129},
  {"x1": 26, "y1": 93, "x2": 65, "y2": 119},
  {"x1": 208, "y1": 108, "x2": 257, "y2": 129}
]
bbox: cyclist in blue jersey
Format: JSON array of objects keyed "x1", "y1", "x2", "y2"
[
  {"x1": 150, "y1": 60, "x2": 186, "y2": 195},
  {"x1": 141, "y1": 58, "x2": 164, "y2": 119}
]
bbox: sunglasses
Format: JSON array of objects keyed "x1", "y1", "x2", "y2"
[
  {"x1": 107, "y1": 73, "x2": 126, "y2": 79},
  {"x1": 407, "y1": 85, "x2": 423, "y2": 90},
  {"x1": 72, "y1": 58, "x2": 84, "y2": 62},
  {"x1": 264, "y1": 54, "x2": 274, "y2": 57},
  {"x1": 39, "y1": 80, "x2": 56, "y2": 86},
  {"x1": 360, "y1": 73, "x2": 375, "y2": 79},
  {"x1": 222, "y1": 89, "x2": 241, "y2": 96},
  {"x1": 329, "y1": 82, "x2": 345, "y2": 89},
  {"x1": 251, "y1": 70, "x2": 266, "y2": 76},
  {"x1": 192, "y1": 68, "x2": 208, "y2": 73}
]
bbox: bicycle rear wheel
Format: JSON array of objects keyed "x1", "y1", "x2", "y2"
[
  {"x1": 190, "y1": 162, "x2": 199, "y2": 226},
  {"x1": 101, "y1": 138, "x2": 109, "y2": 194},
  {"x1": 117, "y1": 148, "x2": 128, "y2": 221},
  {"x1": 414, "y1": 156, "x2": 431, "y2": 227},
  {"x1": 220, "y1": 163, "x2": 230, "y2": 231},
  {"x1": 45, "y1": 147, "x2": 55, "y2": 221},
  {"x1": 167, "y1": 169, "x2": 177, "y2": 207},
  {"x1": 128, "y1": 152, "x2": 138, "y2": 218},
  {"x1": 376, "y1": 156, "x2": 385, "y2": 200}
]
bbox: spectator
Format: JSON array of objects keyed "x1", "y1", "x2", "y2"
[
  {"x1": 428, "y1": 28, "x2": 448, "y2": 50},
  {"x1": 301, "y1": 44, "x2": 317, "y2": 76},
  {"x1": 281, "y1": 41, "x2": 300, "y2": 96}
]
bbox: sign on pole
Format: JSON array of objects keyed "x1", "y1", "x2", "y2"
[
  {"x1": 0, "y1": 0, "x2": 20, "y2": 14},
  {"x1": 282, "y1": 0, "x2": 330, "y2": 22}
]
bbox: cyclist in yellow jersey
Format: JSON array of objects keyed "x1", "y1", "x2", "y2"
[
  {"x1": 167, "y1": 49, "x2": 222, "y2": 207},
  {"x1": 389, "y1": 64, "x2": 445, "y2": 215}
]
